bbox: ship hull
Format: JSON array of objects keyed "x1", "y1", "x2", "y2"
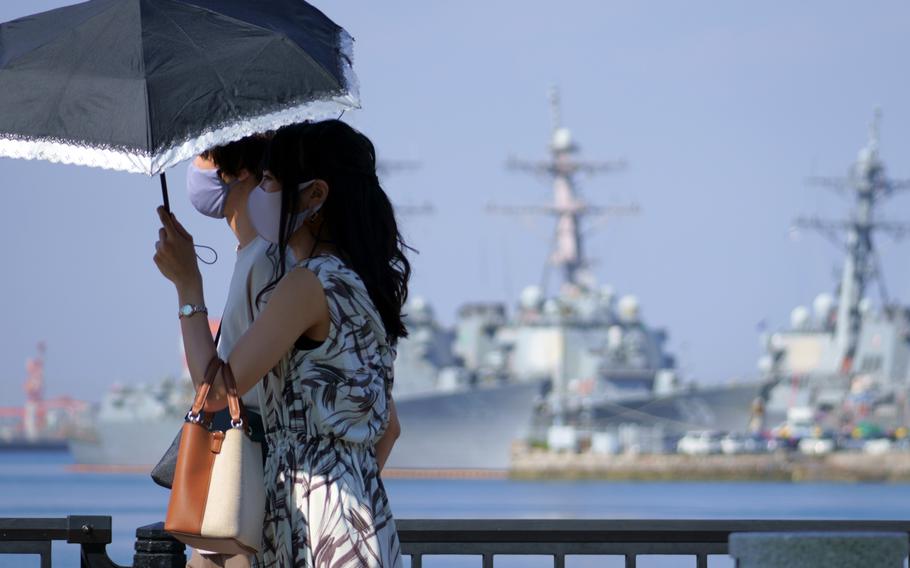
[
  {"x1": 69, "y1": 381, "x2": 543, "y2": 471},
  {"x1": 68, "y1": 418, "x2": 182, "y2": 467},
  {"x1": 0, "y1": 439, "x2": 68, "y2": 452},
  {"x1": 386, "y1": 381, "x2": 542, "y2": 470}
]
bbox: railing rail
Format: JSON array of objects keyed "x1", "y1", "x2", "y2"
[{"x1": 2, "y1": 517, "x2": 910, "y2": 567}]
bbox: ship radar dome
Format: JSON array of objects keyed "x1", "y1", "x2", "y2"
[
  {"x1": 520, "y1": 285, "x2": 544, "y2": 310},
  {"x1": 552, "y1": 127, "x2": 574, "y2": 152},
  {"x1": 790, "y1": 306, "x2": 810, "y2": 330},
  {"x1": 857, "y1": 147, "x2": 874, "y2": 168},
  {"x1": 407, "y1": 296, "x2": 434, "y2": 321},
  {"x1": 618, "y1": 295, "x2": 640, "y2": 323}
]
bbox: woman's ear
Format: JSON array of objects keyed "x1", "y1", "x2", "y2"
[{"x1": 308, "y1": 179, "x2": 330, "y2": 207}]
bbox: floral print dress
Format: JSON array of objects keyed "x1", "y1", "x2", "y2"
[{"x1": 253, "y1": 255, "x2": 402, "y2": 567}]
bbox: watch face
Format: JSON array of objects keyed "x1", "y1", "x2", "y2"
[{"x1": 180, "y1": 305, "x2": 193, "y2": 317}]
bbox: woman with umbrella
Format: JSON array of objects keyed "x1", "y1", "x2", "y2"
[{"x1": 154, "y1": 120, "x2": 407, "y2": 567}]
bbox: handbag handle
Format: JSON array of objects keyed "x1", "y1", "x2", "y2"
[
  {"x1": 187, "y1": 355, "x2": 245, "y2": 428},
  {"x1": 187, "y1": 356, "x2": 222, "y2": 422},
  {"x1": 220, "y1": 360, "x2": 246, "y2": 428}
]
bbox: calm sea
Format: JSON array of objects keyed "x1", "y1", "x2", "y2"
[{"x1": 2, "y1": 451, "x2": 910, "y2": 568}]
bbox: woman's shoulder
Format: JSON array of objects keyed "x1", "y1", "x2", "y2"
[
  {"x1": 295, "y1": 254, "x2": 362, "y2": 288},
  {"x1": 295, "y1": 253, "x2": 344, "y2": 273},
  {"x1": 294, "y1": 255, "x2": 378, "y2": 319}
]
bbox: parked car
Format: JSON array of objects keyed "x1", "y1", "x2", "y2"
[
  {"x1": 677, "y1": 431, "x2": 724, "y2": 455},
  {"x1": 798, "y1": 435, "x2": 836, "y2": 456},
  {"x1": 720, "y1": 433, "x2": 765, "y2": 455},
  {"x1": 863, "y1": 438, "x2": 893, "y2": 455}
]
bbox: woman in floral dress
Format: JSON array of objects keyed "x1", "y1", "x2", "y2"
[{"x1": 154, "y1": 120, "x2": 409, "y2": 567}]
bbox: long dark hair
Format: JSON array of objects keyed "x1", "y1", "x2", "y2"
[{"x1": 257, "y1": 120, "x2": 412, "y2": 343}]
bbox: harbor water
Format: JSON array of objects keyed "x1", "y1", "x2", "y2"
[{"x1": 3, "y1": 452, "x2": 910, "y2": 568}]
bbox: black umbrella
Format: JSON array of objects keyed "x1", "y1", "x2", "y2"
[{"x1": 0, "y1": 0, "x2": 359, "y2": 208}]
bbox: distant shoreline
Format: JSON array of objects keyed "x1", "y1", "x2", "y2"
[
  {"x1": 12, "y1": 445, "x2": 910, "y2": 483},
  {"x1": 511, "y1": 449, "x2": 910, "y2": 482}
]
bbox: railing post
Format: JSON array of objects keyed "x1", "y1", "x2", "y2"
[
  {"x1": 65, "y1": 515, "x2": 122, "y2": 568},
  {"x1": 132, "y1": 523, "x2": 186, "y2": 568}
]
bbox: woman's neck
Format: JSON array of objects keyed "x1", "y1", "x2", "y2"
[
  {"x1": 289, "y1": 226, "x2": 337, "y2": 263},
  {"x1": 228, "y1": 209, "x2": 258, "y2": 249}
]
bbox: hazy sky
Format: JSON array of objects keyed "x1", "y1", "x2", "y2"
[{"x1": 2, "y1": 1, "x2": 910, "y2": 405}]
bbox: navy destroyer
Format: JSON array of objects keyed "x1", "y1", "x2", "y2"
[
  {"x1": 759, "y1": 110, "x2": 910, "y2": 433},
  {"x1": 482, "y1": 89, "x2": 761, "y2": 449}
]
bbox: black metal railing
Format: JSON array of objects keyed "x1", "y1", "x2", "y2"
[
  {"x1": 396, "y1": 519, "x2": 910, "y2": 567},
  {"x1": 0, "y1": 516, "x2": 183, "y2": 568},
  {"x1": 2, "y1": 517, "x2": 910, "y2": 567}
]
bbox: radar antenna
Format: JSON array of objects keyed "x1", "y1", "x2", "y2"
[
  {"x1": 793, "y1": 109, "x2": 910, "y2": 372},
  {"x1": 491, "y1": 87, "x2": 638, "y2": 293}
]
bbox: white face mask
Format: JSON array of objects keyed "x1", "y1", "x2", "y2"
[
  {"x1": 247, "y1": 180, "x2": 318, "y2": 244},
  {"x1": 186, "y1": 163, "x2": 238, "y2": 219}
]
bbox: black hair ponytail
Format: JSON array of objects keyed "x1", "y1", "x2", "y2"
[{"x1": 257, "y1": 120, "x2": 412, "y2": 343}]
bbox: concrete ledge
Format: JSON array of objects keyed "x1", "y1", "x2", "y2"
[{"x1": 729, "y1": 531, "x2": 908, "y2": 567}]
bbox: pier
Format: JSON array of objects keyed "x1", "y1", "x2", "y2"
[
  {"x1": 3, "y1": 516, "x2": 910, "y2": 567},
  {"x1": 511, "y1": 447, "x2": 910, "y2": 482}
]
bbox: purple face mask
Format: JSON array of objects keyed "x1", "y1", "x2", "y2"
[{"x1": 186, "y1": 163, "x2": 238, "y2": 219}]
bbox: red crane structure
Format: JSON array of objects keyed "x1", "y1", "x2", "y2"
[{"x1": 0, "y1": 342, "x2": 88, "y2": 441}]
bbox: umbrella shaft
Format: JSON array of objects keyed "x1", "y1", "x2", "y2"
[{"x1": 159, "y1": 173, "x2": 170, "y2": 212}]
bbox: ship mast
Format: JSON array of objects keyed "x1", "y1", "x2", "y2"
[
  {"x1": 794, "y1": 109, "x2": 910, "y2": 372},
  {"x1": 496, "y1": 88, "x2": 637, "y2": 292}
]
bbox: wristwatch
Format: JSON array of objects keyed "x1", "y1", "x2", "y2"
[{"x1": 178, "y1": 303, "x2": 208, "y2": 319}]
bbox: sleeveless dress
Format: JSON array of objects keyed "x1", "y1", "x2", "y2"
[{"x1": 252, "y1": 255, "x2": 402, "y2": 568}]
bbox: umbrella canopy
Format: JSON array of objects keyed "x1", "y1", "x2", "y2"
[{"x1": 0, "y1": 0, "x2": 359, "y2": 176}]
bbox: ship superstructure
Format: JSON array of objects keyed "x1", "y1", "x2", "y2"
[{"x1": 761, "y1": 110, "x2": 910, "y2": 430}]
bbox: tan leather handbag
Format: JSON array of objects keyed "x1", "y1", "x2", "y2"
[{"x1": 164, "y1": 357, "x2": 265, "y2": 555}]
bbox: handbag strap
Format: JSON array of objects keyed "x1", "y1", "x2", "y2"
[
  {"x1": 188, "y1": 356, "x2": 223, "y2": 419},
  {"x1": 220, "y1": 360, "x2": 245, "y2": 426}
]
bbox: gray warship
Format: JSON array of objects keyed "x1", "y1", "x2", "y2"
[
  {"x1": 472, "y1": 89, "x2": 761, "y2": 448},
  {"x1": 759, "y1": 110, "x2": 910, "y2": 433},
  {"x1": 396, "y1": 90, "x2": 761, "y2": 457}
]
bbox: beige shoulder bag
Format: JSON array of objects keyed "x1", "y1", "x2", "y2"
[{"x1": 164, "y1": 357, "x2": 265, "y2": 555}]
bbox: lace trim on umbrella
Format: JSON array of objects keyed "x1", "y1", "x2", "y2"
[{"x1": 338, "y1": 29, "x2": 360, "y2": 112}]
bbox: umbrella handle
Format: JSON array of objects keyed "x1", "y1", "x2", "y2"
[
  {"x1": 158, "y1": 170, "x2": 217, "y2": 264},
  {"x1": 159, "y1": 172, "x2": 171, "y2": 211}
]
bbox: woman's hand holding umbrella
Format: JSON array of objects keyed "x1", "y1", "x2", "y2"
[
  {"x1": 154, "y1": 206, "x2": 219, "y2": 400},
  {"x1": 154, "y1": 207, "x2": 201, "y2": 293}
]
